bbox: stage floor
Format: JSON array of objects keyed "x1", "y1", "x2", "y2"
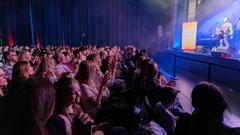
[
  {"x1": 154, "y1": 50, "x2": 240, "y2": 128},
  {"x1": 158, "y1": 50, "x2": 240, "y2": 90},
  {"x1": 175, "y1": 71, "x2": 240, "y2": 128}
]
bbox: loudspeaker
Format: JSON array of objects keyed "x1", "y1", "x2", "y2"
[
  {"x1": 216, "y1": 46, "x2": 228, "y2": 52},
  {"x1": 211, "y1": 51, "x2": 232, "y2": 58},
  {"x1": 195, "y1": 46, "x2": 211, "y2": 54}
]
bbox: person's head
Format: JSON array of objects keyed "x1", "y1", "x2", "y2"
[
  {"x1": 87, "y1": 54, "x2": 101, "y2": 69},
  {"x1": 1, "y1": 78, "x2": 55, "y2": 135},
  {"x1": 0, "y1": 68, "x2": 7, "y2": 88},
  {"x1": 5, "y1": 51, "x2": 17, "y2": 63},
  {"x1": 136, "y1": 56, "x2": 145, "y2": 69},
  {"x1": 101, "y1": 59, "x2": 109, "y2": 74},
  {"x1": 139, "y1": 59, "x2": 151, "y2": 79},
  {"x1": 140, "y1": 49, "x2": 147, "y2": 57},
  {"x1": 32, "y1": 49, "x2": 41, "y2": 58},
  {"x1": 156, "y1": 87, "x2": 179, "y2": 107},
  {"x1": 36, "y1": 57, "x2": 56, "y2": 77},
  {"x1": 45, "y1": 57, "x2": 56, "y2": 73},
  {"x1": 12, "y1": 61, "x2": 34, "y2": 83},
  {"x1": 18, "y1": 50, "x2": 32, "y2": 61},
  {"x1": 191, "y1": 82, "x2": 228, "y2": 122},
  {"x1": 224, "y1": 17, "x2": 229, "y2": 23},
  {"x1": 54, "y1": 77, "x2": 80, "y2": 114},
  {"x1": 75, "y1": 60, "x2": 95, "y2": 85},
  {"x1": 63, "y1": 51, "x2": 72, "y2": 63},
  {"x1": 47, "y1": 52, "x2": 53, "y2": 58},
  {"x1": 56, "y1": 52, "x2": 66, "y2": 64},
  {"x1": 9, "y1": 51, "x2": 18, "y2": 62},
  {"x1": 99, "y1": 50, "x2": 108, "y2": 60},
  {"x1": 74, "y1": 48, "x2": 86, "y2": 60},
  {"x1": 86, "y1": 54, "x2": 97, "y2": 62},
  {"x1": 130, "y1": 47, "x2": 136, "y2": 55},
  {"x1": 146, "y1": 61, "x2": 158, "y2": 79}
]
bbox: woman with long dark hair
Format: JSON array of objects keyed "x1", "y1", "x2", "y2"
[
  {"x1": 36, "y1": 57, "x2": 58, "y2": 84},
  {"x1": 11, "y1": 61, "x2": 34, "y2": 84},
  {"x1": 47, "y1": 77, "x2": 93, "y2": 135},
  {"x1": 0, "y1": 78, "x2": 55, "y2": 135},
  {"x1": 175, "y1": 82, "x2": 240, "y2": 135}
]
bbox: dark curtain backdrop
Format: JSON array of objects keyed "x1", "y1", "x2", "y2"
[{"x1": 0, "y1": 0, "x2": 172, "y2": 48}]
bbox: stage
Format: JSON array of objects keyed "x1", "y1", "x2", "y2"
[{"x1": 154, "y1": 50, "x2": 240, "y2": 91}]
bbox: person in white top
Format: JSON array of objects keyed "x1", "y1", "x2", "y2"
[
  {"x1": 3, "y1": 51, "x2": 17, "y2": 80},
  {"x1": 76, "y1": 61, "x2": 108, "y2": 118},
  {"x1": 0, "y1": 68, "x2": 7, "y2": 97},
  {"x1": 55, "y1": 52, "x2": 73, "y2": 78}
]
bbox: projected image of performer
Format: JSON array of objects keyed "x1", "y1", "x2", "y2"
[{"x1": 217, "y1": 17, "x2": 233, "y2": 49}]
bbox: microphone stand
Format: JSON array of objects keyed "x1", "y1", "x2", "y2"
[
  {"x1": 209, "y1": 23, "x2": 218, "y2": 37},
  {"x1": 208, "y1": 23, "x2": 218, "y2": 49}
]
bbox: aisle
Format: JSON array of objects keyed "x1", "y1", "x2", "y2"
[{"x1": 174, "y1": 71, "x2": 240, "y2": 128}]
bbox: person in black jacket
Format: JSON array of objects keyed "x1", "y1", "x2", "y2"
[{"x1": 175, "y1": 82, "x2": 240, "y2": 135}]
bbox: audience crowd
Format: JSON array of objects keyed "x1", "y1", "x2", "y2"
[{"x1": 0, "y1": 45, "x2": 239, "y2": 135}]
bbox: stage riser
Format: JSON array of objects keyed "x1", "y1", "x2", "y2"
[
  {"x1": 154, "y1": 51, "x2": 240, "y2": 91},
  {"x1": 211, "y1": 66, "x2": 240, "y2": 90},
  {"x1": 176, "y1": 57, "x2": 209, "y2": 79}
]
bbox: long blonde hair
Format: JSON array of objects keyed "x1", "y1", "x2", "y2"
[
  {"x1": 12, "y1": 61, "x2": 32, "y2": 83},
  {"x1": 75, "y1": 60, "x2": 95, "y2": 86},
  {"x1": 36, "y1": 57, "x2": 56, "y2": 78}
]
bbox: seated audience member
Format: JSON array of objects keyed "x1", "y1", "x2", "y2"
[
  {"x1": 87, "y1": 54, "x2": 103, "y2": 87},
  {"x1": 86, "y1": 54, "x2": 101, "y2": 71},
  {"x1": 0, "y1": 68, "x2": 7, "y2": 97},
  {"x1": 63, "y1": 51, "x2": 75, "y2": 72},
  {"x1": 36, "y1": 57, "x2": 58, "y2": 83},
  {"x1": 18, "y1": 50, "x2": 32, "y2": 62},
  {"x1": 175, "y1": 82, "x2": 240, "y2": 135},
  {"x1": 87, "y1": 54, "x2": 111, "y2": 98},
  {"x1": 101, "y1": 59, "x2": 109, "y2": 75},
  {"x1": 152, "y1": 87, "x2": 179, "y2": 135},
  {"x1": 131, "y1": 56, "x2": 146, "y2": 103},
  {"x1": 135, "y1": 59, "x2": 151, "y2": 102},
  {"x1": 145, "y1": 61, "x2": 177, "y2": 106},
  {"x1": 31, "y1": 50, "x2": 42, "y2": 69},
  {"x1": 145, "y1": 61, "x2": 164, "y2": 106},
  {"x1": 99, "y1": 50, "x2": 108, "y2": 60},
  {"x1": 100, "y1": 57, "x2": 125, "y2": 91},
  {"x1": 73, "y1": 48, "x2": 86, "y2": 64},
  {"x1": 2, "y1": 51, "x2": 17, "y2": 80},
  {"x1": 0, "y1": 78, "x2": 55, "y2": 135},
  {"x1": 47, "y1": 77, "x2": 93, "y2": 135},
  {"x1": 11, "y1": 61, "x2": 34, "y2": 86},
  {"x1": 55, "y1": 52, "x2": 73, "y2": 78},
  {"x1": 140, "y1": 49, "x2": 147, "y2": 58},
  {"x1": 75, "y1": 61, "x2": 108, "y2": 118},
  {"x1": 18, "y1": 49, "x2": 42, "y2": 73},
  {"x1": 143, "y1": 121, "x2": 167, "y2": 135}
]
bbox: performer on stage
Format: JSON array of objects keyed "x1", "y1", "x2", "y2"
[{"x1": 217, "y1": 17, "x2": 233, "y2": 49}]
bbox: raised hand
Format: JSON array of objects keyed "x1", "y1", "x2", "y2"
[
  {"x1": 167, "y1": 80, "x2": 176, "y2": 87},
  {"x1": 78, "y1": 112, "x2": 94, "y2": 125}
]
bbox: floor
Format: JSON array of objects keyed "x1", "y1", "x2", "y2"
[{"x1": 175, "y1": 71, "x2": 240, "y2": 128}]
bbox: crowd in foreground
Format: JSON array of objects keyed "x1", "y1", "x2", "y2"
[{"x1": 0, "y1": 45, "x2": 239, "y2": 135}]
